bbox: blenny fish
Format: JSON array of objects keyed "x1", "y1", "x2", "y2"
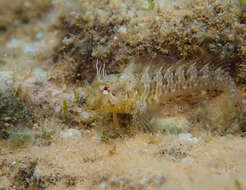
[{"x1": 85, "y1": 55, "x2": 241, "y2": 132}]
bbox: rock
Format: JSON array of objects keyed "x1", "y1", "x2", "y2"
[
  {"x1": 80, "y1": 111, "x2": 90, "y2": 120},
  {"x1": 60, "y1": 129, "x2": 81, "y2": 138},
  {"x1": 23, "y1": 43, "x2": 38, "y2": 54},
  {"x1": 153, "y1": 117, "x2": 190, "y2": 134},
  {"x1": 178, "y1": 133, "x2": 199, "y2": 144},
  {"x1": 6, "y1": 38, "x2": 19, "y2": 48},
  {"x1": 99, "y1": 182, "x2": 107, "y2": 189},
  {"x1": 34, "y1": 68, "x2": 48, "y2": 83},
  {"x1": 181, "y1": 157, "x2": 193, "y2": 164}
]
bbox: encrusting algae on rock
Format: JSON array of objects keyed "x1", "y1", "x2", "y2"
[{"x1": 53, "y1": 0, "x2": 246, "y2": 84}]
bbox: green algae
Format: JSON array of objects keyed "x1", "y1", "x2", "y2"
[
  {"x1": 63, "y1": 100, "x2": 69, "y2": 121},
  {"x1": 10, "y1": 133, "x2": 31, "y2": 142},
  {"x1": 143, "y1": 0, "x2": 155, "y2": 10},
  {"x1": 0, "y1": 88, "x2": 37, "y2": 139},
  {"x1": 153, "y1": 117, "x2": 190, "y2": 134},
  {"x1": 238, "y1": 0, "x2": 245, "y2": 8},
  {"x1": 235, "y1": 179, "x2": 243, "y2": 190}
]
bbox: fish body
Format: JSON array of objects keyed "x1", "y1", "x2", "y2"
[{"x1": 86, "y1": 55, "x2": 239, "y2": 131}]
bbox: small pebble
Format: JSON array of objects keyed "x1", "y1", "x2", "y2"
[
  {"x1": 60, "y1": 129, "x2": 81, "y2": 138},
  {"x1": 178, "y1": 133, "x2": 199, "y2": 144}
]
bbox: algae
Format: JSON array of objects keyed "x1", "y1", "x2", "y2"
[
  {"x1": 54, "y1": 0, "x2": 246, "y2": 84},
  {"x1": 0, "y1": 88, "x2": 37, "y2": 139},
  {"x1": 235, "y1": 179, "x2": 243, "y2": 190},
  {"x1": 143, "y1": 0, "x2": 155, "y2": 10}
]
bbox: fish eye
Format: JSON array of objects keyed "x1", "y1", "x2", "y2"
[{"x1": 100, "y1": 85, "x2": 110, "y2": 94}]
